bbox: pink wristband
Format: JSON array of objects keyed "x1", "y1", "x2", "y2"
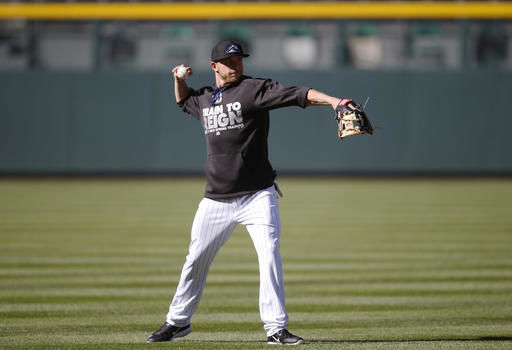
[{"x1": 339, "y1": 99, "x2": 352, "y2": 106}]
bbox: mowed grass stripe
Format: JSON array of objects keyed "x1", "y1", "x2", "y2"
[
  {"x1": 2, "y1": 306, "x2": 511, "y2": 325},
  {"x1": 3, "y1": 269, "x2": 512, "y2": 290},
  {"x1": 1, "y1": 178, "x2": 511, "y2": 349},
  {"x1": 2, "y1": 280, "x2": 511, "y2": 297}
]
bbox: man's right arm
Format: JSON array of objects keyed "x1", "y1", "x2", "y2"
[{"x1": 171, "y1": 65, "x2": 193, "y2": 104}]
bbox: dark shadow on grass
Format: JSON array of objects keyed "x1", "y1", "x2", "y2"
[
  {"x1": 308, "y1": 336, "x2": 512, "y2": 344},
  {"x1": 179, "y1": 336, "x2": 512, "y2": 345}
]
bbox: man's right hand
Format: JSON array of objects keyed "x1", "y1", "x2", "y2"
[{"x1": 172, "y1": 65, "x2": 193, "y2": 81}]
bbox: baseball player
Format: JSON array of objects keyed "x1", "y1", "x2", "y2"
[{"x1": 147, "y1": 40, "x2": 361, "y2": 345}]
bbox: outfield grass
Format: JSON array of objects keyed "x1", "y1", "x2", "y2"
[{"x1": 1, "y1": 177, "x2": 511, "y2": 350}]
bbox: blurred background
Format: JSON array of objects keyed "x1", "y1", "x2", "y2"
[{"x1": 0, "y1": 0, "x2": 511, "y2": 176}]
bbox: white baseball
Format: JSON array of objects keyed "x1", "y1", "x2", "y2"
[{"x1": 176, "y1": 66, "x2": 189, "y2": 80}]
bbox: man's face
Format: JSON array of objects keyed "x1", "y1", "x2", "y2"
[{"x1": 212, "y1": 56, "x2": 244, "y2": 84}]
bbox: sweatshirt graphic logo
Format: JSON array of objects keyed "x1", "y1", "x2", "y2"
[{"x1": 203, "y1": 102, "x2": 244, "y2": 135}]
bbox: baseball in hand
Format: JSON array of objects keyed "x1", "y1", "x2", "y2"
[{"x1": 176, "y1": 66, "x2": 189, "y2": 80}]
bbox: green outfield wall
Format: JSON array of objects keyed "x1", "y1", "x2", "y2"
[{"x1": 1, "y1": 70, "x2": 511, "y2": 175}]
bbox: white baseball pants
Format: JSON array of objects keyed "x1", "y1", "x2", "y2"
[{"x1": 166, "y1": 185, "x2": 288, "y2": 336}]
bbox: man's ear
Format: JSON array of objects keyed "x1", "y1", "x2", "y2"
[{"x1": 210, "y1": 61, "x2": 217, "y2": 72}]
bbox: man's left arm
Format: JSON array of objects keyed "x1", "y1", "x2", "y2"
[{"x1": 306, "y1": 89, "x2": 345, "y2": 110}]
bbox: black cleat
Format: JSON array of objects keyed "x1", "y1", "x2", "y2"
[
  {"x1": 147, "y1": 322, "x2": 192, "y2": 343},
  {"x1": 267, "y1": 329, "x2": 305, "y2": 345}
]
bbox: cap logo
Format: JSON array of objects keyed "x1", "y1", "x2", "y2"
[{"x1": 226, "y1": 44, "x2": 242, "y2": 54}]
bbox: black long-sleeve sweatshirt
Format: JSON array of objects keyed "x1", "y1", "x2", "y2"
[{"x1": 178, "y1": 75, "x2": 310, "y2": 199}]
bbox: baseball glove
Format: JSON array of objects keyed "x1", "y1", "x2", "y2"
[{"x1": 335, "y1": 99, "x2": 373, "y2": 139}]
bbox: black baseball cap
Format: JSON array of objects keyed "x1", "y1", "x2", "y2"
[{"x1": 211, "y1": 40, "x2": 249, "y2": 62}]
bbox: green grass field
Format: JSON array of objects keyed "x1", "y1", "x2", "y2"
[{"x1": 1, "y1": 177, "x2": 511, "y2": 350}]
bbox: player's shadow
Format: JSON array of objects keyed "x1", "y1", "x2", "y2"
[
  {"x1": 308, "y1": 336, "x2": 512, "y2": 344},
  {"x1": 182, "y1": 336, "x2": 512, "y2": 344}
]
